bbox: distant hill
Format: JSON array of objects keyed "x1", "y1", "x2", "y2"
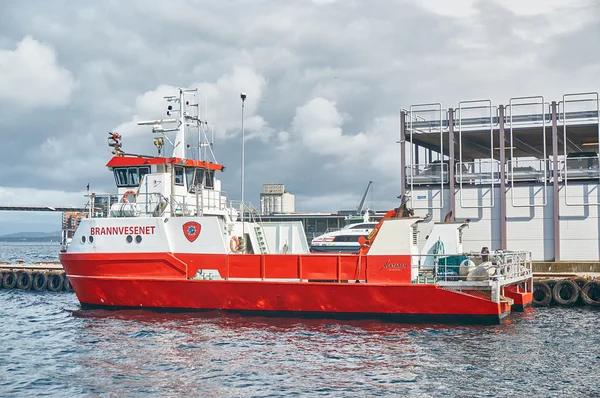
[{"x1": 0, "y1": 231, "x2": 62, "y2": 242}]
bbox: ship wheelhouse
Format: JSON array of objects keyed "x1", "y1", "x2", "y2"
[{"x1": 96, "y1": 155, "x2": 227, "y2": 219}]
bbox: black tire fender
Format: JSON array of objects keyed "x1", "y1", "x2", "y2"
[
  {"x1": 572, "y1": 277, "x2": 588, "y2": 289},
  {"x1": 582, "y1": 280, "x2": 600, "y2": 306},
  {"x1": 2, "y1": 271, "x2": 17, "y2": 289},
  {"x1": 63, "y1": 275, "x2": 73, "y2": 292},
  {"x1": 552, "y1": 279, "x2": 579, "y2": 306},
  {"x1": 533, "y1": 281, "x2": 552, "y2": 307},
  {"x1": 16, "y1": 272, "x2": 33, "y2": 290},
  {"x1": 572, "y1": 277, "x2": 588, "y2": 305},
  {"x1": 32, "y1": 273, "x2": 48, "y2": 291},
  {"x1": 47, "y1": 273, "x2": 64, "y2": 292}
]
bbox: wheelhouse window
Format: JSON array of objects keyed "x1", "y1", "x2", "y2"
[
  {"x1": 174, "y1": 166, "x2": 184, "y2": 186},
  {"x1": 128, "y1": 168, "x2": 139, "y2": 186},
  {"x1": 187, "y1": 168, "x2": 207, "y2": 193},
  {"x1": 139, "y1": 166, "x2": 150, "y2": 182},
  {"x1": 113, "y1": 167, "x2": 151, "y2": 188},
  {"x1": 114, "y1": 168, "x2": 128, "y2": 186},
  {"x1": 205, "y1": 169, "x2": 215, "y2": 189},
  {"x1": 186, "y1": 168, "x2": 195, "y2": 191}
]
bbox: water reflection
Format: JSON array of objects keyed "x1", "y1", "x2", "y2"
[{"x1": 66, "y1": 307, "x2": 551, "y2": 396}]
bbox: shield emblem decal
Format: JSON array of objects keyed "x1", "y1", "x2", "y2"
[{"x1": 183, "y1": 221, "x2": 201, "y2": 242}]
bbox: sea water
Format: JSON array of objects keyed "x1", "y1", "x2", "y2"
[{"x1": 0, "y1": 242, "x2": 599, "y2": 397}]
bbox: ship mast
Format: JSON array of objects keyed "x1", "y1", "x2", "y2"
[{"x1": 172, "y1": 89, "x2": 187, "y2": 159}]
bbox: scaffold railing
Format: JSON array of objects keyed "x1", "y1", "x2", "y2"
[{"x1": 561, "y1": 92, "x2": 600, "y2": 206}]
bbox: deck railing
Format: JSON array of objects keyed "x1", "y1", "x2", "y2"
[
  {"x1": 413, "y1": 250, "x2": 533, "y2": 285},
  {"x1": 87, "y1": 191, "x2": 258, "y2": 220}
]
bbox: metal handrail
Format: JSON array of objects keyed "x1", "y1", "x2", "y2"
[
  {"x1": 506, "y1": 158, "x2": 551, "y2": 182},
  {"x1": 409, "y1": 103, "x2": 444, "y2": 209},
  {"x1": 88, "y1": 190, "x2": 233, "y2": 218},
  {"x1": 455, "y1": 160, "x2": 501, "y2": 185},
  {"x1": 412, "y1": 251, "x2": 533, "y2": 287},
  {"x1": 405, "y1": 163, "x2": 449, "y2": 185},
  {"x1": 562, "y1": 92, "x2": 600, "y2": 206},
  {"x1": 509, "y1": 96, "x2": 548, "y2": 207},
  {"x1": 230, "y1": 200, "x2": 270, "y2": 253},
  {"x1": 458, "y1": 100, "x2": 495, "y2": 208}
]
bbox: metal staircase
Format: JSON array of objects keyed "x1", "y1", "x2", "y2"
[
  {"x1": 236, "y1": 201, "x2": 270, "y2": 254},
  {"x1": 253, "y1": 224, "x2": 269, "y2": 254}
]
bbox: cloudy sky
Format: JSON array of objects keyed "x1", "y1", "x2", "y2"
[{"x1": 0, "y1": 0, "x2": 599, "y2": 234}]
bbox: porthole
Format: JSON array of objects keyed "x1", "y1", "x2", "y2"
[
  {"x1": 81, "y1": 236, "x2": 86, "y2": 244},
  {"x1": 135, "y1": 235, "x2": 142, "y2": 244},
  {"x1": 89, "y1": 236, "x2": 94, "y2": 243},
  {"x1": 126, "y1": 235, "x2": 133, "y2": 244}
]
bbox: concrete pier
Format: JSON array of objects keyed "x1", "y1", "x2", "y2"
[{"x1": 532, "y1": 262, "x2": 600, "y2": 274}]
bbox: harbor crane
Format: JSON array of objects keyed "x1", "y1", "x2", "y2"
[{"x1": 356, "y1": 181, "x2": 373, "y2": 215}]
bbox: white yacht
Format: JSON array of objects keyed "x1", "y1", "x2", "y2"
[{"x1": 310, "y1": 213, "x2": 379, "y2": 253}]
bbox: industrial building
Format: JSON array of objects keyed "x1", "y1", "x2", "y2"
[
  {"x1": 401, "y1": 92, "x2": 600, "y2": 262},
  {"x1": 259, "y1": 184, "x2": 295, "y2": 214}
]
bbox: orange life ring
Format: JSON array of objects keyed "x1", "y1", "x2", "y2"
[
  {"x1": 230, "y1": 236, "x2": 240, "y2": 252},
  {"x1": 122, "y1": 189, "x2": 137, "y2": 203}
]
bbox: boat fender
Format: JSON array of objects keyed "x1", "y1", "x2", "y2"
[
  {"x1": 532, "y1": 281, "x2": 552, "y2": 307},
  {"x1": 122, "y1": 189, "x2": 137, "y2": 203},
  {"x1": 459, "y1": 259, "x2": 476, "y2": 277},
  {"x1": 571, "y1": 277, "x2": 588, "y2": 305},
  {"x1": 466, "y1": 265, "x2": 489, "y2": 281},
  {"x1": 551, "y1": 279, "x2": 579, "y2": 306},
  {"x1": 2, "y1": 271, "x2": 17, "y2": 289},
  {"x1": 16, "y1": 272, "x2": 33, "y2": 290},
  {"x1": 64, "y1": 275, "x2": 73, "y2": 292},
  {"x1": 230, "y1": 236, "x2": 240, "y2": 252},
  {"x1": 544, "y1": 279, "x2": 557, "y2": 290},
  {"x1": 47, "y1": 273, "x2": 64, "y2": 292},
  {"x1": 572, "y1": 277, "x2": 588, "y2": 289},
  {"x1": 32, "y1": 273, "x2": 48, "y2": 291},
  {"x1": 581, "y1": 280, "x2": 600, "y2": 306}
]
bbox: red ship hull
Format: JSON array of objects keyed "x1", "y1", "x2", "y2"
[
  {"x1": 70, "y1": 278, "x2": 511, "y2": 325},
  {"x1": 60, "y1": 251, "x2": 522, "y2": 325}
]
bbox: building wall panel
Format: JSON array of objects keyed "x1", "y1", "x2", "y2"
[
  {"x1": 408, "y1": 182, "x2": 600, "y2": 261},
  {"x1": 506, "y1": 185, "x2": 554, "y2": 261},
  {"x1": 559, "y1": 183, "x2": 600, "y2": 261}
]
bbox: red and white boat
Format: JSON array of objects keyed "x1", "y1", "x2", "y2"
[{"x1": 60, "y1": 89, "x2": 533, "y2": 325}]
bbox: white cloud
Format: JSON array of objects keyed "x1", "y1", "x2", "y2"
[
  {"x1": 113, "y1": 66, "x2": 270, "y2": 144},
  {"x1": 413, "y1": 0, "x2": 589, "y2": 18},
  {"x1": 493, "y1": 0, "x2": 589, "y2": 16},
  {"x1": 0, "y1": 36, "x2": 76, "y2": 107},
  {"x1": 194, "y1": 66, "x2": 269, "y2": 139},
  {"x1": 0, "y1": 0, "x2": 599, "y2": 233},
  {"x1": 292, "y1": 97, "x2": 369, "y2": 156},
  {"x1": 412, "y1": 0, "x2": 478, "y2": 17}
]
